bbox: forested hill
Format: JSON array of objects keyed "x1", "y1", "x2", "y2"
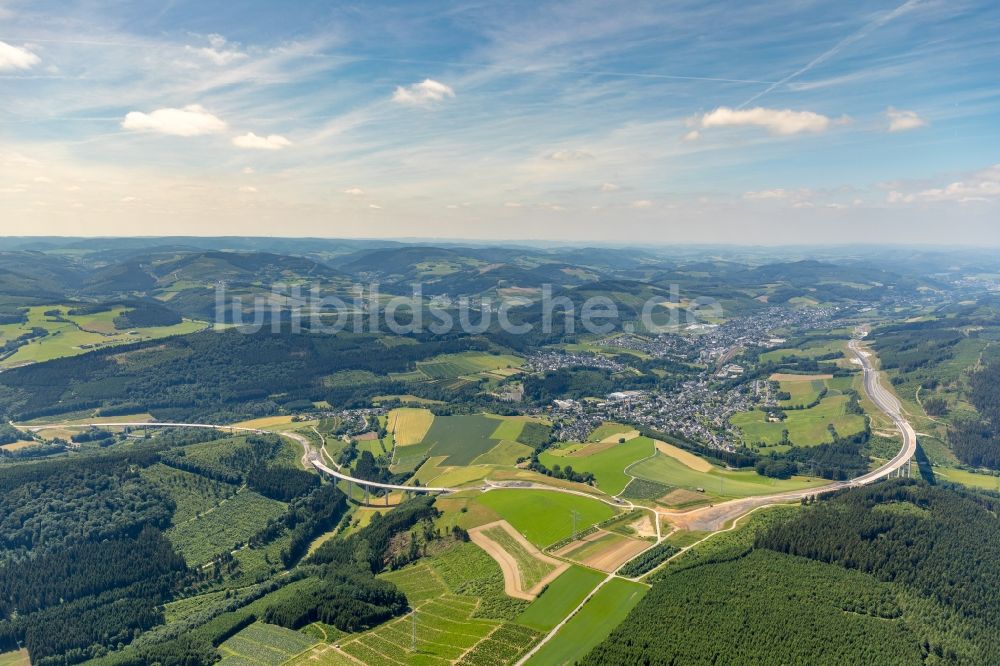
[
  {"x1": 0, "y1": 329, "x2": 486, "y2": 422},
  {"x1": 584, "y1": 480, "x2": 1000, "y2": 665}
]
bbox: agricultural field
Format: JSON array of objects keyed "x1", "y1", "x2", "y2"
[
  {"x1": 418, "y1": 414, "x2": 506, "y2": 466},
  {"x1": 539, "y1": 437, "x2": 655, "y2": 495},
  {"x1": 554, "y1": 530, "x2": 650, "y2": 572},
  {"x1": 218, "y1": 622, "x2": 317, "y2": 666},
  {"x1": 166, "y1": 489, "x2": 286, "y2": 565},
  {"x1": 587, "y1": 421, "x2": 636, "y2": 442},
  {"x1": 774, "y1": 376, "x2": 828, "y2": 407},
  {"x1": 515, "y1": 566, "x2": 605, "y2": 632},
  {"x1": 933, "y1": 467, "x2": 1000, "y2": 491},
  {"x1": 0, "y1": 650, "x2": 29, "y2": 666},
  {"x1": 387, "y1": 407, "x2": 435, "y2": 445},
  {"x1": 400, "y1": 351, "x2": 523, "y2": 381},
  {"x1": 473, "y1": 489, "x2": 618, "y2": 548},
  {"x1": 629, "y1": 450, "x2": 821, "y2": 501},
  {"x1": 0, "y1": 304, "x2": 205, "y2": 367},
  {"x1": 731, "y1": 393, "x2": 866, "y2": 449},
  {"x1": 524, "y1": 578, "x2": 647, "y2": 666},
  {"x1": 472, "y1": 439, "x2": 533, "y2": 466},
  {"x1": 758, "y1": 338, "x2": 846, "y2": 363}
]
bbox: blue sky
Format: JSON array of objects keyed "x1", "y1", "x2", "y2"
[{"x1": 1, "y1": 0, "x2": 998, "y2": 243}]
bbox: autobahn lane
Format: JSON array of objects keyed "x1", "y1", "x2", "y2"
[
  {"x1": 660, "y1": 336, "x2": 917, "y2": 531},
  {"x1": 13, "y1": 421, "x2": 455, "y2": 495}
]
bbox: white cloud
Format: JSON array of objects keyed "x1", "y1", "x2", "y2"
[
  {"x1": 701, "y1": 106, "x2": 831, "y2": 135},
  {"x1": 887, "y1": 165, "x2": 1000, "y2": 204},
  {"x1": 392, "y1": 79, "x2": 455, "y2": 106},
  {"x1": 120, "y1": 196, "x2": 139, "y2": 203},
  {"x1": 121, "y1": 105, "x2": 227, "y2": 137},
  {"x1": 232, "y1": 132, "x2": 292, "y2": 150},
  {"x1": 32, "y1": 176, "x2": 52, "y2": 183},
  {"x1": 368, "y1": 203, "x2": 382, "y2": 209},
  {"x1": 631, "y1": 199, "x2": 653, "y2": 209},
  {"x1": 504, "y1": 202, "x2": 522, "y2": 208},
  {"x1": 0, "y1": 40, "x2": 40, "y2": 71},
  {"x1": 886, "y1": 107, "x2": 927, "y2": 132},
  {"x1": 545, "y1": 149, "x2": 593, "y2": 161},
  {"x1": 238, "y1": 185, "x2": 258, "y2": 193},
  {"x1": 187, "y1": 34, "x2": 247, "y2": 66},
  {"x1": 242, "y1": 167, "x2": 255, "y2": 174},
  {"x1": 600, "y1": 182, "x2": 620, "y2": 192},
  {"x1": 744, "y1": 189, "x2": 791, "y2": 200},
  {"x1": 343, "y1": 187, "x2": 365, "y2": 195},
  {"x1": 682, "y1": 130, "x2": 700, "y2": 142}
]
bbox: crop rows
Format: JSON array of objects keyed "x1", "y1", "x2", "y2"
[{"x1": 458, "y1": 623, "x2": 541, "y2": 666}]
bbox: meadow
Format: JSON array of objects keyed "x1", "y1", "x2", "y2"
[
  {"x1": 474, "y1": 489, "x2": 618, "y2": 548},
  {"x1": 524, "y1": 578, "x2": 647, "y2": 666},
  {"x1": 732, "y1": 393, "x2": 866, "y2": 449},
  {"x1": 515, "y1": 566, "x2": 605, "y2": 632},
  {"x1": 586, "y1": 422, "x2": 635, "y2": 442},
  {"x1": 0, "y1": 304, "x2": 205, "y2": 367},
  {"x1": 630, "y1": 452, "x2": 821, "y2": 500},
  {"x1": 539, "y1": 437, "x2": 654, "y2": 495}
]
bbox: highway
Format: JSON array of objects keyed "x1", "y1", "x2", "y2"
[
  {"x1": 13, "y1": 336, "x2": 915, "y2": 518},
  {"x1": 659, "y1": 336, "x2": 918, "y2": 531},
  {"x1": 15, "y1": 420, "x2": 454, "y2": 495}
]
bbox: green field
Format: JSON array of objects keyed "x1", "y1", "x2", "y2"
[
  {"x1": 218, "y1": 622, "x2": 317, "y2": 666},
  {"x1": 0, "y1": 304, "x2": 205, "y2": 367},
  {"x1": 524, "y1": 578, "x2": 647, "y2": 665},
  {"x1": 483, "y1": 525, "x2": 557, "y2": 590},
  {"x1": 516, "y1": 566, "x2": 605, "y2": 632},
  {"x1": 759, "y1": 339, "x2": 846, "y2": 363},
  {"x1": 777, "y1": 378, "x2": 826, "y2": 407},
  {"x1": 474, "y1": 489, "x2": 618, "y2": 548},
  {"x1": 934, "y1": 467, "x2": 1000, "y2": 491},
  {"x1": 473, "y1": 439, "x2": 533, "y2": 466},
  {"x1": 414, "y1": 351, "x2": 523, "y2": 380},
  {"x1": 166, "y1": 489, "x2": 286, "y2": 565},
  {"x1": 419, "y1": 414, "x2": 505, "y2": 466},
  {"x1": 630, "y1": 452, "x2": 821, "y2": 500},
  {"x1": 490, "y1": 417, "x2": 526, "y2": 441},
  {"x1": 732, "y1": 394, "x2": 866, "y2": 449},
  {"x1": 587, "y1": 422, "x2": 635, "y2": 442},
  {"x1": 539, "y1": 437, "x2": 654, "y2": 495}
]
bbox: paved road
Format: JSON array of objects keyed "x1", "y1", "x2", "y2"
[
  {"x1": 13, "y1": 336, "x2": 915, "y2": 521},
  {"x1": 659, "y1": 337, "x2": 918, "y2": 531},
  {"x1": 15, "y1": 420, "x2": 453, "y2": 495}
]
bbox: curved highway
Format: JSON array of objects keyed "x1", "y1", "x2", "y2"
[
  {"x1": 660, "y1": 336, "x2": 917, "y2": 531},
  {"x1": 15, "y1": 421, "x2": 454, "y2": 495},
  {"x1": 13, "y1": 335, "x2": 914, "y2": 519}
]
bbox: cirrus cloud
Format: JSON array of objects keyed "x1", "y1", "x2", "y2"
[
  {"x1": 121, "y1": 105, "x2": 227, "y2": 137},
  {"x1": 0, "y1": 40, "x2": 40, "y2": 71},
  {"x1": 700, "y1": 106, "x2": 831, "y2": 135},
  {"x1": 232, "y1": 132, "x2": 292, "y2": 150},
  {"x1": 392, "y1": 79, "x2": 455, "y2": 106}
]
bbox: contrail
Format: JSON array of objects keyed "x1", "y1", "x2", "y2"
[{"x1": 739, "y1": 0, "x2": 921, "y2": 108}]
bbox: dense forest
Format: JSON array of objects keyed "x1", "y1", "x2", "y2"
[
  {"x1": 585, "y1": 480, "x2": 1000, "y2": 665},
  {"x1": 949, "y1": 361, "x2": 1000, "y2": 468},
  {"x1": 0, "y1": 329, "x2": 486, "y2": 422}
]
